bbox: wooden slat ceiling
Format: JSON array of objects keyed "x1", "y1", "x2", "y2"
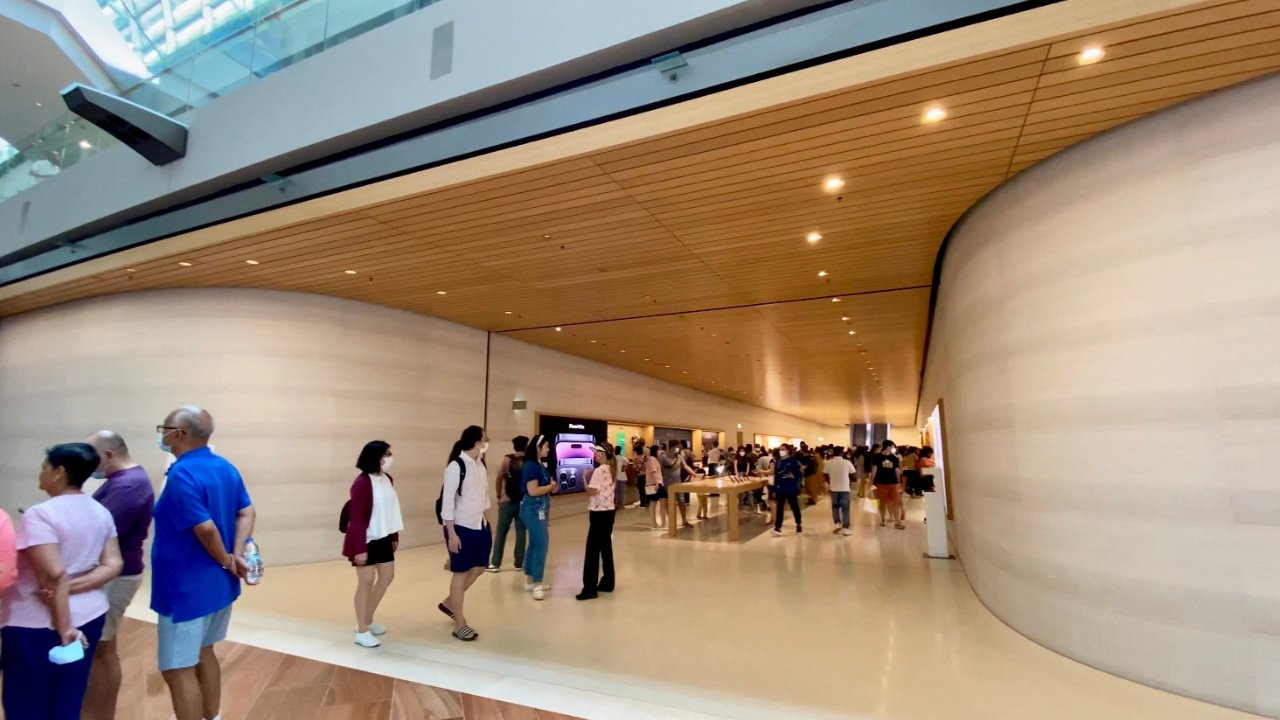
[{"x1": 2, "y1": 0, "x2": 1278, "y2": 427}]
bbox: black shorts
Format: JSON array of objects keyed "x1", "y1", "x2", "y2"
[
  {"x1": 354, "y1": 535, "x2": 395, "y2": 567},
  {"x1": 447, "y1": 523, "x2": 493, "y2": 573}
]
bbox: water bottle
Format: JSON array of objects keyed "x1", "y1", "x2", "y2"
[{"x1": 244, "y1": 538, "x2": 263, "y2": 586}]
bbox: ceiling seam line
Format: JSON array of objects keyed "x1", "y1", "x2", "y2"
[
  {"x1": 498, "y1": 284, "x2": 932, "y2": 333},
  {"x1": 1002, "y1": 44, "x2": 1052, "y2": 179}
]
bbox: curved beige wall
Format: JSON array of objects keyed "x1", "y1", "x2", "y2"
[
  {"x1": 0, "y1": 288, "x2": 842, "y2": 565},
  {"x1": 917, "y1": 73, "x2": 1280, "y2": 716}
]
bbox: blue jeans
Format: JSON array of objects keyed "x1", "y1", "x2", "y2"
[
  {"x1": 490, "y1": 500, "x2": 526, "y2": 568},
  {"x1": 831, "y1": 490, "x2": 852, "y2": 528},
  {"x1": 520, "y1": 499, "x2": 550, "y2": 583},
  {"x1": 2, "y1": 613, "x2": 106, "y2": 720}
]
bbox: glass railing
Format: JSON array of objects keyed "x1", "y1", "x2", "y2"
[{"x1": 0, "y1": 0, "x2": 443, "y2": 204}]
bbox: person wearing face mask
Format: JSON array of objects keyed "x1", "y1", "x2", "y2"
[
  {"x1": 439, "y1": 426, "x2": 492, "y2": 640},
  {"x1": 771, "y1": 445, "x2": 804, "y2": 536},
  {"x1": 151, "y1": 406, "x2": 255, "y2": 720},
  {"x1": 343, "y1": 441, "x2": 402, "y2": 648},
  {"x1": 83, "y1": 431, "x2": 154, "y2": 720},
  {"x1": 577, "y1": 444, "x2": 617, "y2": 601}
]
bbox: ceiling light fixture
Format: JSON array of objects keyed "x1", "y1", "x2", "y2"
[
  {"x1": 344, "y1": 270, "x2": 357, "y2": 275},
  {"x1": 245, "y1": 260, "x2": 259, "y2": 265},
  {"x1": 817, "y1": 271, "x2": 829, "y2": 278},
  {"x1": 1079, "y1": 46, "x2": 1105, "y2": 64},
  {"x1": 806, "y1": 232, "x2": 822, "y2": 243},
  {"x1": 644, "y1": 357, "x2": 651, "y2": 361},
  {"x1": 178, "y1": 261, "x2": 192, "y2": 267},
  {"x1": 832, "y1": 298, "x2": 842, "y2": 303},
  {"x1": 125, "y1": 268, "x2": 136, "y2": 273},
  {"x1": 823, "y1": 177, "x2": 845, "y2": 192},
  {"x1": 922, "y1": 106, "x2": 947, "y2": 123},
  {"x1": 555, "y1": 327, "x2": 563, "y2": 332},
  {"x1": 79, "y1": 139, "x2": 93, "y2": 149},
  {"x1": 590, "y1": 340, "x2": 597, "y2": 343},
  {"x1": 504, "y1": 311, "x2": 512, "y2": 315},
  {"x1": 436, "y1": 291, "x2": 447, "y2": 295},
  {"x1": 848, "y1": 330, "x2": 856, "y2": 335},
  {"x1": 35, "y1": 102, "x2": 42, "y2": 107},
  {"x1": 841, "y1": 316, "x2": 850, "y2": 321}
]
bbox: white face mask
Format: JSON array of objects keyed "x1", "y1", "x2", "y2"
[
  {"x1": 477, "y1": 442, "x2": 489, "y2": 456},
  {"x1": 157, "y1": 432, "x2": 172, "y2": 454},
  {"x1": 779, "y1": 450, "x2": 788, "y2": 458},
  {"x1": 381, "y1": 456, "x2": 394, "y2": 471}
]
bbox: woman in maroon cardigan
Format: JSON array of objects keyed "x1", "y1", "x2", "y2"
[{"x1": 343, "y1": 441, "x2": 403, "y2": 648}]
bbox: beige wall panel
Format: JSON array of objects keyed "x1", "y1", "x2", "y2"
[{"x1": 917, "y1": 73, "x2": 1280, "y2": 716}]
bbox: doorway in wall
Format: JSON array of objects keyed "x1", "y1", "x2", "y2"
[{"x1": 923, "y1": 401, "x2": 952, "y2": 520}]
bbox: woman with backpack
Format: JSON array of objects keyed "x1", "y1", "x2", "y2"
[
  {"x1": 487, "y1": 436, "x2": 528, "y2": 574},
  {"x1": 518, "y1": 435, "x2": 559, "y2": 600},
  {"x1": 771, "y1": 444, "x2": 805, "y2": 536},
  {"x1": 438, "y1": 426, "x2": 492, "y2": 641},
  {"x1": 343, "y1": 440, "x2": 403, "y2": 649}
]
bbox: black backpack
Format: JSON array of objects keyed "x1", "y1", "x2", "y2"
[
  {"x1": 434, "y1": 457, "x2": 466, "y2": 524},
  {"x1": 800, "y1": 453, "x2": 817, "y2": 476},
  {"x1": 504, "y1": 456, "x2": 525, "y2": 501}
]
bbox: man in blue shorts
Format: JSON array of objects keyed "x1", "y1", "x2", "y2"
[{"x1": 152, "y1": 405, "x2": 256, "y2": 720}]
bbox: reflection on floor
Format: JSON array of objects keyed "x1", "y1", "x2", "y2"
[
  {"x1": 0, "y1": 617, "x2": 581, "y2": 720},
  {"x1": 124, "y1": 496, "x2": 1260, "y2": 720}
]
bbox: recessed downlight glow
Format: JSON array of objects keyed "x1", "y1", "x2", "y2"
[
  {"x1": 178, "y1": 261, "x2": 192, "y2": 267},
  {"x1": 1079, "y1": 46, "x2": 1105, "y2": 64},
  {"x1": 504, "y1": 311, "x2": 512, "y2": 315},
  {"x1": 79, "y1": 140, "x2": 93, "y2": 149},
  {"x1": 823, "y1": 177, "x2": 845, "y2": 192},
  {"x1": 245, "y1": 260, "x2": 259, "y2": 265},
  {"x1": 806, "y1": 232, "x2": 823, "y2": 243},
  {"x1": 841, "y1": 316, "x2": 850, "y2": 321},
  {"x1": 555, "y1": 327, "x2": 562, "y2": 332},
  {"x1": 644, "y1": 358, "x2": 650, "y2": 361},
  {"x1": 590, "y1": 340, "x2": 597, "y2": 343},
  {"x1": 344, "y1": 270, "x2": 357, "y2": 274},
  {"x1": 125, "y1": 268, "x2": 136, "y2": 273},
  {"x1": 436, "y1": 291, "x2": 447, "y2": 295},
  {"x1": 817, "y1": 270, "x2": 828, "y2": 278},
  {"x1": 923, "y1": 106, "x2": 947, "y2": 123},
  {"x1": 848, "y1": 330, "x2": 856, "y2": 335},
  {"x1": 832, "y1": 298, "x2": 842, "y2": 303}
]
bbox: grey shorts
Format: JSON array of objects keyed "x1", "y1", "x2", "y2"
[
  {"x1": 101, "y1": 574, "x2": 145, "y2": 641},
  {"x1": 157, "y1": 605, "x2": 232, "y2": 671}
]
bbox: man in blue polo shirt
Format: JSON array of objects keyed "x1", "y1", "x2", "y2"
[{"x1": 152, "y1": 405, "x2": 255, "y2": 720}]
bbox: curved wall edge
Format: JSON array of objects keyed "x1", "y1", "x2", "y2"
[
  {"x1": 917, "y1": 71, "x2": 1280, "y2": 716},
  {"x1": 0, "y1": 287, "x2": 843, "y2": 565}
]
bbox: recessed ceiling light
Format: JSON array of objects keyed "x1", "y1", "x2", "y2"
[
  {"x1": 245, "y1": 260, "x2": 259, "y2": 265},
  {"x1": 682, "y1": 371, "x2": 688, "y2": 374},
  {"x1": 1079, "y1": 46, "x2": 1105, "y2": 64},
  {"x1": 555, "y1": 327, "x2": 562, "y2": 332},
  {"x1": 832, "y1": 298, "x2": 842, "y2": 303},
  {"x1": 590, "y1": 340, "x2": 597, "y2": 343},
  {"x1": 806, "y1": 232, "x2": 822, "y2": 243},
  {"x1": 35, "y1": 102, "x2": 42, "y2": 107},
  {"x1": 644, "y1": 357, "x2": 650, "y2": 361},
  {"x1": 848, "y1": 330, "x2": 856, "y2": 335},
  {"x1": 620, "y1": 350, "x2": 626, "y2": 353},
  {"x1": 436, "y1": 291, "x2": 447, "y2": 295},
  {"x1": 344, "y1": 270, "x2": 357, "y2": 274},
  {"x1": 542, "y1": 234, "x2": 551, "y2": 239},
  {"x1": 823, "y1": 177, "x2": 845, "y2": 192},
  {"x1": 125, "y1": 268, "x2": 136, "y2": 273},
  {"x1": 841, "y1": 316, "x2": 850, "y2": 321},
  {"x1": 665, "y1": 365, "x2": 671, "y2": 368},
  {"x1": 817, "y1": 270, "x2": 828, "y2": 278},
  {"x1": 79, "y1": 139, "x2": 93, "y2": 149},
  {"x1": 178, "y1": 261, "x2": 192, "y2": 267},
  {"x1": 923, "y1": 106, "x2": 947, "y2": 123},
  {"x1": 504, "y1": 311, "x2": 512, "y2": 315}
]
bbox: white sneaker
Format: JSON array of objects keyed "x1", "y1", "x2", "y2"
[
  {"x1": 771, "y1": 529, "x2": 782, "y2": 537},
  {"x1": 355, "y1": 624, "x2": 386, "y2": 636},
  {"x1": 532, "y1": 584, "x2": 547, "y2": 601},
  {"x1": 524, "y1": 579, "x2": 535, "y2": 592},
  {"x1": 486, "y1": 564, "x2": 500, "y2": 573},
  {"x1": 842, "y1": 529, "x2": 854, "y2": 536},
  {"x1": 354, "y1": 631, "x2": 380, "y2": 648}
]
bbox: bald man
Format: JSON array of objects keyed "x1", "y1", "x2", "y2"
[
  {"x1": 83, "y1": 431, "x2": 154, "y2": 720},
  {"x1": 152, "y1": 406, "x2": 255, "y2": 720}
]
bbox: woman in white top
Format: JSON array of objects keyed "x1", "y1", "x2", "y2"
[
  {"x1": 342, "y1": 441, "x2": 403, "y2": 648},
  {"x1": 439, "y1": 426, "x2": 492, "y2": 641}
]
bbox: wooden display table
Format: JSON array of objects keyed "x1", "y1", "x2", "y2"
[{"x1": 667, "y1": 475, "x2": 768, "y2": 541}]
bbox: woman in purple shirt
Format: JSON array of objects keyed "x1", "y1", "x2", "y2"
[{"x1": 1, "y1": 443, "x2": 123, "y2": 720}]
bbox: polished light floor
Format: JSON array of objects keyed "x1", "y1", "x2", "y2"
[{"x1": 124, "y1": 497, "x2": 1262, "y2": 720}]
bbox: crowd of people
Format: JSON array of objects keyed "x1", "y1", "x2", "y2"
[{"x1": 0, "y1": 409, "x2": 937, "y2": 720}]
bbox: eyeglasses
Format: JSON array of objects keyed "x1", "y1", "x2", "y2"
[{"x1": 156, "y1": 425, "x2": 179, "y2": 434}]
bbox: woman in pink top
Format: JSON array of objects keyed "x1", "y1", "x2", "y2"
[
  {"x1": 577, "y1": 444, "x2": 618, "y2": 601},
  {"x1": 0, "y1": 511, "x2": 16, "y2": 596},
  {"x1": 643, "y1": 445, "x2": 667, "y2": 529},
  {"x1": 1, "y1": 444, "x2": 123, "y2": 720}
]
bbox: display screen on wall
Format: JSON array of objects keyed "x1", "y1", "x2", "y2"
[
  {"x1": 537, "y1": 414, "x2": 608, "y2": 495},
  {"x1": 700, "y1": 431, "x2": 720, "y2": 449},
  {"x1": 653, "y1": 426, "x2": 693, "y2": 448}
]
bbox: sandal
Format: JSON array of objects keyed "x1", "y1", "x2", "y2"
[
  {"x1": 437, "y1": 602, "x2": 455, "y2": 620},
  {"x1": 452, "y1": 625, "x2": 479, "y2": 642}
]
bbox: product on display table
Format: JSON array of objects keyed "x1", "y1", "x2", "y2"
[{"x1": 666, "y1": 474, "x2": 768, "y2": 542}]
